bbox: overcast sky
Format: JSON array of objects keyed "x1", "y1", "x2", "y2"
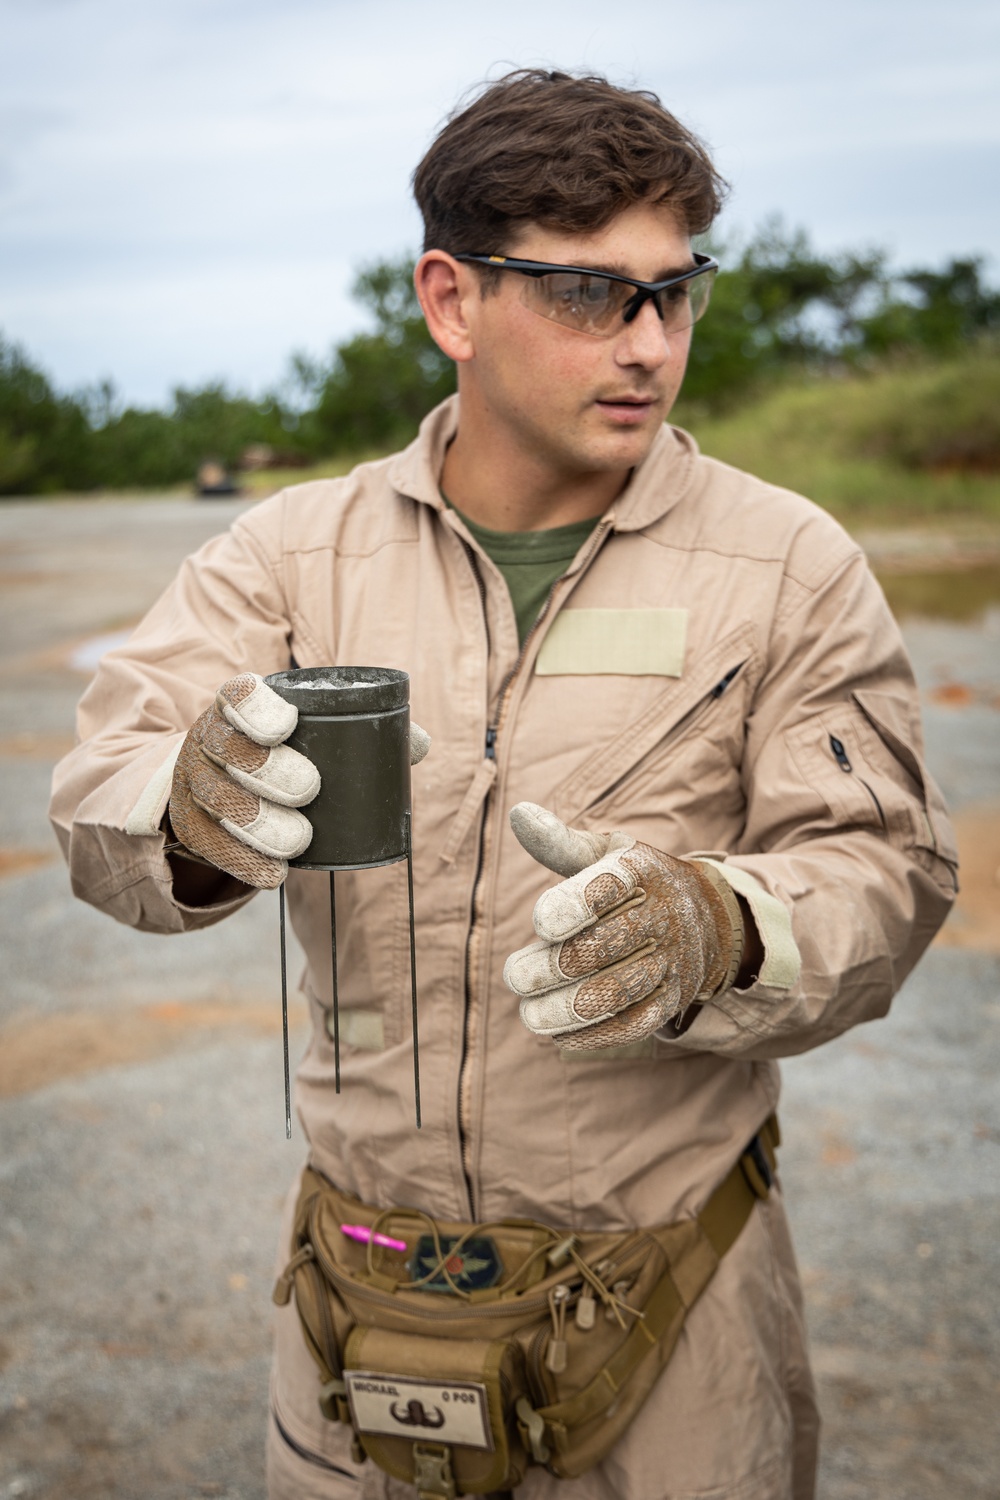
[{"x1": 2, "y1": 0, "x2": 998, "y2": 406}]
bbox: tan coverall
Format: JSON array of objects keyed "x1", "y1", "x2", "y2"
[{"x1": 50, "y1": 398, "x2": 958, "y2": 1500}]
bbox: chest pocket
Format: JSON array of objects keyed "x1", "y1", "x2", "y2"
[{"x1": 549, "y1": 623, "x2": 757, "y2": 827}]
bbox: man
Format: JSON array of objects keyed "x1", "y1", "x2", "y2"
[{"x1": 51, "y1": 69, "x2": 957, "y2": 1500}]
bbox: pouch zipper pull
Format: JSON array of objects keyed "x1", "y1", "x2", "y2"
[
  {"x1": 575, "y1": 1284, "x2": 596, "y2": 1331},
  {"x1": 606, "y1": 1278, "x2": 632, "y2": 1322},
  {"x1": 485, "y1": 725, "x2": 497, "y2": 761},
  {"x1": 272, "y1": 1243, "x2": 315, "y2": 1306},
  {"x1": 545, "y1": 1284, "x2": 570, "y2": 1373},
  {"x1": 829, "y1": 734, "x2": 853, "y2": 772},
  {"x1": 547, "y1": 1233, "x2": 578, "y2": 1269}
]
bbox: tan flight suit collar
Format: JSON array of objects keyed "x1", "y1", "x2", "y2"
[{"x1": 386, "y1": 393, "x2": 701, "y2": 538}]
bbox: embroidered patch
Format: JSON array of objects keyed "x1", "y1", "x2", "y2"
[
  {"x1": 536, "y1": 609, "x2": 688, "y2": 677},
  {"x1": 409, "y1": 1234, "x2": 503, "y2": 1293},
  {"x1": 345, "y1": 1372, "x2": 493, "y2": 1450}
]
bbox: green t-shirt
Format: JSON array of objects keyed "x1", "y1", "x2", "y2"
[{"x1": 448, "y1": 502, "x2": 600, "y2": 647}]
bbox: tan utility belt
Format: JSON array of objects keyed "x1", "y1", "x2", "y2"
[{"x1": 274, "y1": 1116, "x2": 779, "y2": 1498}]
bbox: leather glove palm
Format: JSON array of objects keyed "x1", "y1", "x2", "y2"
[{"x1": 504, "y1": 802, "x2": 745, "y2": 1050}]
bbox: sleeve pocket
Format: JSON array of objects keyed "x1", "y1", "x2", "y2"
[
  {"x1": 851, "y1": 689, "x2": 958, "y2": 868},
  {"x1": 786, "y1": 692, "x2": 957, "y2": 877}
]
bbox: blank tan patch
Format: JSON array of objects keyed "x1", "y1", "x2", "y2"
[
  {"x1": 325, "y1": 1007, "x2": 385, "y2": 1051},
  {"x1": 536, "y1": 609, "x2": 688, "y2": 677}
]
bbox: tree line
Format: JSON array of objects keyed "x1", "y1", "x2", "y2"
[{"x1": 1, "y1": 222, "x2": 998, "y2": 495}]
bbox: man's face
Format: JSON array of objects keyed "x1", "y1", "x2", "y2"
[{"x1": 462, "y1": 199, "x2": 696, "y2": 480}]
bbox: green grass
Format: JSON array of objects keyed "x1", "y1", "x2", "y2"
[
  {"x1": 238, "y1": 451, "x2": 386, "y2": 499},
  {"x1": 678, "y1": 345, "x2": 1000, "y2": 523}
]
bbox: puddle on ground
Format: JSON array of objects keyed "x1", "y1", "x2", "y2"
[
  {"x1": 875, "y1": 565, "x2": 1000, "y2": 622},
  {"x1": 68, "y1": 628, "x2": 133, "y2": 673}
]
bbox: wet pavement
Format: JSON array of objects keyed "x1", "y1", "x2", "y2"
[{"x1": 1, "y1": 497, "x2": 998, "y2": 1499}]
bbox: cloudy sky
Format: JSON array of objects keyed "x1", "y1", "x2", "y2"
[{"x1": 2, "y1": 0, "x2": 998, "y2": 406}]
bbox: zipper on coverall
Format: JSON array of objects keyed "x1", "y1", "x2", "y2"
[
  {"x1": 457, "y1": 518, "x2": 614, "y2": 1217},
  {"x1": 829, "y1": 734, "x2": 888, "y2": 829}
]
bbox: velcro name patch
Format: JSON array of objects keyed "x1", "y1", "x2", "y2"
[
  {"x1": 536, "y1": 608, "x2": 688, "y2": 677},
  {"x1": 345, "y1": 1371, "x2": 493, "y2": 1449}
]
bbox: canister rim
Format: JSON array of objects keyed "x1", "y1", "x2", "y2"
[{"x1": 265, "y1": 665, "x2": 409, "y2": 716}]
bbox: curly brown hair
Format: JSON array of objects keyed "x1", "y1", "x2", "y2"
[{"x1": 412, "y1": 69, "x2": 727, "y2": 257}]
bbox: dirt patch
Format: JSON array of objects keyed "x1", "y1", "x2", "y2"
[
  {"x1": 0, "y1": 570, "x2": 75, "y2": 587},
  {"x1": 926, "y1": 679, "x2": 1000, "y2": 709},
  {"x1": 0, "y1": 730, "x2": 76, "y2": 759},
  {"x1": 821, "y1": 1131, "x2": 859, "y2": 1167},
  {"x1": 935, "y1": 802, "x2": 1000, "y2": 954},
  {"x1": 0, "y1": 847, "x2": 57, "y2": 879},
  {"x1": 0, "y1": 996, "x2": 308, "y2": 1098}
]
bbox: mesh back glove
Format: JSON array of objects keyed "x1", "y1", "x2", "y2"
[
  {"x1": 504, "y1": 802, "x2": 745, "y2": 1051},
  {"x1": 169, "y1": 673, "x2": 430, "y2": 890}
]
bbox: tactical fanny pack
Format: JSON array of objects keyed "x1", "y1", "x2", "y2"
[{"x1": 273, "y1": 1116, "x2": 779, "y2": 1499}]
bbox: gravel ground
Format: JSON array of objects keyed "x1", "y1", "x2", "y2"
[{"x1": 1, "y1": 497, "x2": 997, "y2": 1499}]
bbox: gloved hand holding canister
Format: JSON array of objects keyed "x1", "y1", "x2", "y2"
[
  {"x1": 504, "y1": 802, "x2": 750, "y2": 1050},
  {"x1": 169, "y1": 672, "x2": 430, "y2": 889}
]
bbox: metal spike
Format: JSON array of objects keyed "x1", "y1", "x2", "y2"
[
  {"x1": 279, "y1": 881, "x2": 291, "y2": 1140},
  {"x1": 405, "y1": 811, "x2": 421, "y2": 1129},
  {"x1": 330, "y1": 870, "x2": 341, "y2": 1093}
]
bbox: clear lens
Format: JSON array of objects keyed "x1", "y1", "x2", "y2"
[
  {"x1": 520, "y1": 265, "x2": 716, "y2": 338},
  {"x1": 520, "y1": 273, "x2": 633, "y2": 334},
  {"x1": 657, "y1": 266, "x2": 715, "y2": 332}
]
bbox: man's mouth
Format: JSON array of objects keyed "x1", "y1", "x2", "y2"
[{"x1": 595, "y1": 395, "x2": 659, "y2": 422}]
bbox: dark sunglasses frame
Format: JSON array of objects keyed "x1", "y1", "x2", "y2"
[{"x1": 454, "y1": 250, "x2": 719, "y2": 326}]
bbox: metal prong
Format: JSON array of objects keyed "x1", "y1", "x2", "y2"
[
  {"x1": 279, "y1": 881, "x2": 291, "y2": 1140},
  {"x1": 405, "y1": 811, "x2": 421, "y2": 1129},
  {"x1": 330, "y1": 870, "x2": 341, "y2": 1093}
]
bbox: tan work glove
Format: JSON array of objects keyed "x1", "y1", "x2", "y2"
[
  {"x1": 503, "y1": 803, "x2": 745, "y2": 1050},
  {"x1": 169, "y1": 672, "x2": 430, "y2": 890}
]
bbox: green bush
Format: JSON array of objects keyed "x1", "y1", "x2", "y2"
[
  {"x1": 0, "y1": 336, "x2": 95, "y2": 492},
  {"x1": 683, "y1": 344, "x2": 1000, "y2": 520},
  {"x1": 847, "y1": 347, "x2": 1000, "y2": 471}
]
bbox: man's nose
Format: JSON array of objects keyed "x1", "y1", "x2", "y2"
[{"x1": 614, "y1": 297, "x2": 673, "y2": 368}]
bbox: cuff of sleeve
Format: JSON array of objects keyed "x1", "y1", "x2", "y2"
[
  {"x1": 124, "y1": 740, "x2": 184, "y2": 836},
  {"x1": 689, "y1": 859, "x2": 745, "y2": 996},
  {"x1": 692, "y1": 857, "x2": 802, "y2": 991}
]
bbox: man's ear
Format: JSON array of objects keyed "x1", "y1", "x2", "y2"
[{"x1": 414, "y1": 251, "x2": 477, "y2": 364}]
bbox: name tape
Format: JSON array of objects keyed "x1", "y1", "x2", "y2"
[{"x1": 345, "y1": 1371, "x2": 493, "y2": 1450}]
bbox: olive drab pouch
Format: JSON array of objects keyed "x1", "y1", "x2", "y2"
[{"x1": 273, "y1": 1117, "x2": 779, "y2": 1498}]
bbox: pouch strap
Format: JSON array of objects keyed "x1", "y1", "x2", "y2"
[
  {"x1": 698, "y1": 1114, "x2": 779, "y2": 1260},
  {"x1": 539, "y1": 1116, "x2": 779, "y2": 1440}
]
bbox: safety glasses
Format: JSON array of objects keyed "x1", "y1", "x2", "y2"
[{"x1": 454, "y1": 251, "x2": 718, "y2": 338}]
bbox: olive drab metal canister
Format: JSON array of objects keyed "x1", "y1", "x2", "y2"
[
  {"x1": 266, "y1": 666, "x2": 411, "y2": 869},
  {"x1": 264, "y1": 666, "x2": 420, "y2": 1133}
]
